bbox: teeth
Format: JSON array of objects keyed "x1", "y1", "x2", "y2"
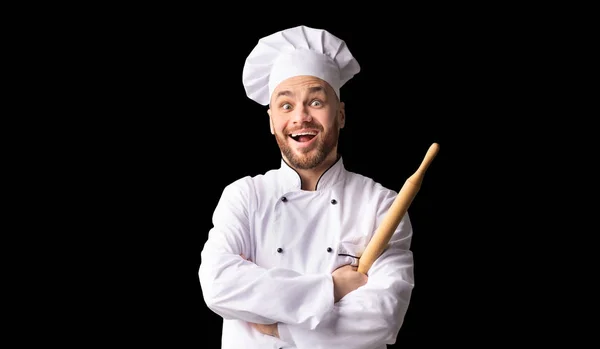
[{"x1": 291, "y1": 132, "x2": 317, "y2": 137}]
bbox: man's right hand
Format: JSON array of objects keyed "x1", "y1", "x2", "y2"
[{"x1": 332, "y1": 264, "x2": 368, "y2": 302}]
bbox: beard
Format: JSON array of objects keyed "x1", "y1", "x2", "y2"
[{"x1": 275, "y1": 119, "x2": 340, "y2": 170}]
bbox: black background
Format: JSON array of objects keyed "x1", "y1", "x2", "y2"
[
  {"x1": 66, "y1": 9, "x2": 539, "y2": 348},
  {"x1": 20, "y1": 2, "x2": 596, "y2": 346}
]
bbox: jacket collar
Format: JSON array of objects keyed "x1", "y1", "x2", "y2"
[{"x1": 279, "y1": 155, "x2": 345, "y2": 191}]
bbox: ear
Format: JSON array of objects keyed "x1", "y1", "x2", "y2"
[
  {"x1": 267, "y1": 108, "x2": 274, "y2": 135},
  {"x1": 338, "y1": 102, "x2": 346, "y2": 129}
]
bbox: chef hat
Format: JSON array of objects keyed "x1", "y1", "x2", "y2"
[{"x1": 242, "y1": 25, "x2": 361, "y2": 106}]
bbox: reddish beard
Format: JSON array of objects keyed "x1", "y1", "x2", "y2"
[{"x1": 275, "y1": 120, "x2": 340, "y2": 170}]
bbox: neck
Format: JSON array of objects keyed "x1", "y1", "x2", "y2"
[{"x1": 288, "y1": 151, "x2": 339, "y2": 191}]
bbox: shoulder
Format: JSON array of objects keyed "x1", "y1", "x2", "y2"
[
  {"x1": 220, "y1": 169, "x2": 278, "y2": 198},
  {"x1": 344, "y1": 169, "x2": 397, "y2": 198},
  {"x1": 221, "y1": 175, "x2": 257, "y2": 196}
]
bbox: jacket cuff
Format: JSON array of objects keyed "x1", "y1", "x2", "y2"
[{"x1": 277, "y1": 323, "x2": 295, "y2": 346}]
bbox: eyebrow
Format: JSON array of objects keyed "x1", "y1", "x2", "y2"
[{"x1": 274, "y1": 86, "x2": 325, "y2": 100}]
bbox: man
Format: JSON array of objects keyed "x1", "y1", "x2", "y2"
[{"x1": 199, "y1": 25, "x2": 414, "y2": 349}]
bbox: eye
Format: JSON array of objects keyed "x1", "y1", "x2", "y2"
[
  {"x1": 310, "y1": 100, "x2": 322, "y2": 107},
  {"x1": 282, "y1": 103, "x2": 292, "y2": 110}
]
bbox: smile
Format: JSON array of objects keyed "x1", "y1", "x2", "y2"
[{"x1": 289, "y1": 130, "x2": 318, "y2": 143}]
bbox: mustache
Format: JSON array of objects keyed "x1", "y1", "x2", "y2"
[{"x1": 285, "y1": 122, "x2": 323, "y2": 134}]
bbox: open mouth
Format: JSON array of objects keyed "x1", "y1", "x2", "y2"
[{"x1": 289, "y1": 131, "x2": 318, "y2": 143}]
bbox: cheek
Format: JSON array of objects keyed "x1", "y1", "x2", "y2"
[
  {"x1": 323, "y1": 116, "x2": 340, "y2": 130},
  {"x1": 272, "y1": 119, "x2": 287, "y2": 135}
]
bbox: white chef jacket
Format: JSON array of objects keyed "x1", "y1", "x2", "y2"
[{"x1": 199, "y1": 157, "x2": 414, "y2": 349}]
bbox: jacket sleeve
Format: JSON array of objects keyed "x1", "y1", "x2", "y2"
[
  {"x1": 198, "y1": 178, "x2": 335, "y2": 329},
  {"x1": 277, "y1": 194, "x2": 415, "y2": 349}
]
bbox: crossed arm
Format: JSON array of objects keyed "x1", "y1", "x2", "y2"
[
  {"x1": 242, "y1": 253, "x2": 368, "y2": 338},
  {"x1": 199, "y1": 181, "x2": 414, "y2": 348}
]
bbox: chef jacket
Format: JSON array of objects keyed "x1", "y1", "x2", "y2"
[{"x1": 199, "y1": 157, "x2": 415, "y2": 349}]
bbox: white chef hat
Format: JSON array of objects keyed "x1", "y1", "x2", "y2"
[{"x1": 242, "y1": 25, "x2": 361, "y2": 106}]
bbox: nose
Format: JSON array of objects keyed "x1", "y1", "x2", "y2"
[{"x1": 291, "y1": 104, "x2": 312, "y2": 124}]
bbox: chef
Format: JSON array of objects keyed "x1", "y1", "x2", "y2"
[{"x1": 199, "y1": 25, "x2": 415, "y2": 349}]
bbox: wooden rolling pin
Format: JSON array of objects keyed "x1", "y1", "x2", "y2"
[{"x1": 357, "y1": 142, "x2": 440, "y2": 274}]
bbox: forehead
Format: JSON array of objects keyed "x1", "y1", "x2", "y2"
[{"x1": 272, "y1": 75, "x2": 334, "y2": 98}]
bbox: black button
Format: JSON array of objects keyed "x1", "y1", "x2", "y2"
[
  {"x1": 330, "y1": 199, "x2": 337, "y2": 204},
  {"x1": 327, "y1": 247, "x2": 333, "y2": 252},
  {"x1": 277, "y1": 247, "x2": 283, "y2": 253},
  {"x1": 281, "y1": 197, "x2": 287, "y2": 202}
]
